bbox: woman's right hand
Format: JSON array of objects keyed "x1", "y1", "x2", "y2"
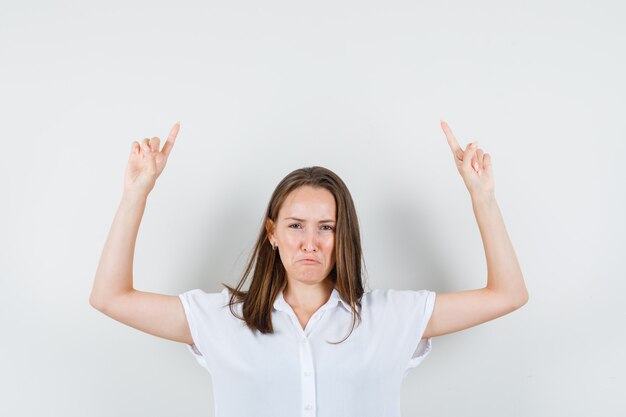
[{"x1": 124, "y1": 122, "x2": 180, "y2": 196}]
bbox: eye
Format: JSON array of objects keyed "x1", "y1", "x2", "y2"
[
  {"x1": 321, "y1": 225, "x2": 335, "y2": 231},
  {"x1": 288, "y1": 223, "x2": 302, "y2": 229}
]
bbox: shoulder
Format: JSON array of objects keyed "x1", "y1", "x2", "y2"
[
  {"x1": 364, "y1": 288, "x2": 434, "y2": 305},
  {"x1": 179, "y1": 287, "x2": 231, "y2": 311},
  {"x1": 362, "y1": 288, "x2": 436, "y2": 318}
]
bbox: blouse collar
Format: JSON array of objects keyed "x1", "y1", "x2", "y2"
[{"x1": 273, "y1": 287, "x2": 351, "y2": 314}]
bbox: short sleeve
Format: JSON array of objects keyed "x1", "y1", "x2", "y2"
[
  {"x1": 178, "y1": 288, "x2": 228, "y2": 371},
  {"x1": 402, "y1": 290, "x2": 437, "y2": 374}
]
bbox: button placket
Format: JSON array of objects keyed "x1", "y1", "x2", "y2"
[
  {"x1": 299, "y1": 335, "x2": 316, "y2": 415},
  {"x1": 280, "y1": 301, "x2": 333, "y2": 416}
]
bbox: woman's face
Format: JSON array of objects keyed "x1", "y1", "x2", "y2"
[{"x1": 267, "y1": 185, "x2": 337, "y2": 287}]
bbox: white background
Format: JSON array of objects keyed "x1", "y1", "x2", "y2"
[{"x1": 1, "y1": 1, "x2": 624, "y2": 416}]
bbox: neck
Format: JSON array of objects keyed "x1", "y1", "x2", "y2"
[{"x1": 283, "y1": 278, "x2": 334, "y2": 312}]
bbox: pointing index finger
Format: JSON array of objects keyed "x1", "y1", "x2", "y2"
[
  {"x1": 440, "y1": 120, "x2": 464, "y2": 161},
  {"x1": 161, "y1": 121, "x2": 180, "y2": 158}
]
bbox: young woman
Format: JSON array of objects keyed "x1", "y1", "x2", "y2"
[{"x1": 90, "y1": 121, "x2": 528, "y2": 417}]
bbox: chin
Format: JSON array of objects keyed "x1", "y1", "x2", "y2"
[{"x1": 293, "y1": 274, "x2": 327, "y2": 284}]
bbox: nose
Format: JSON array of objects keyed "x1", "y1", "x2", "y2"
[{"x1": 302, "y1": 229, "x2": 318, "y2": 252}]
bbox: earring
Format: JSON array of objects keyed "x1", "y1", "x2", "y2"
[{"x1": 272, "y1": 241, "x2": 277, "y2": 250}]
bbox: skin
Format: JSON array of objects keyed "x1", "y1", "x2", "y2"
[
  {"x1": 90, "y1": 119, "x2": 528, "y2": 348},
  {"x1": 90, "y1": 122, "x2": 194, "y2": 346},
  {"x1": 421, "y1": 121, "x2": 528, "y2": 339},
  {"x1": 265, "y1": 186, "x2": 338, "y2": 319}
]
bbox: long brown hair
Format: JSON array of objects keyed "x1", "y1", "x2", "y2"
[{"x1": 221, "y1": 166, "x2": 366, "y2": 344}]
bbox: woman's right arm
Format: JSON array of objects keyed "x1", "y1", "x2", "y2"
[{"x1": 89, "y1": 123, "x2": 193, "y2": 345}]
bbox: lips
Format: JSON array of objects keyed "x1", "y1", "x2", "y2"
[{"x1": 298, "y1": 258, "x2": 320, "y2": 263}]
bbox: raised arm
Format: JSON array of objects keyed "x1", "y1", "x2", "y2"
[
  {"x1": 423, "y1": 121, "x2": 529, "y2": 339},
  {"x1": 89, "y1": 122, "x2": 193, "y2": 345}
]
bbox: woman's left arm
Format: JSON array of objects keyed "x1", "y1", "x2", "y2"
[{"x1": 422, "y1": 121, "x2": 529, "y2": 339}]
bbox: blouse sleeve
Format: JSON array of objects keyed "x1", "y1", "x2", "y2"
[
  {"x1": 400, "y1": 289, "x2": 437, "y2": 375},
  {"x1": 178, "y1": 288, "x2": 227, "y2": 371}
]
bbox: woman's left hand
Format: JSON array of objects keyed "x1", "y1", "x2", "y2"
[{"x1": 440, "y1": 120, "x2": 495, "y2": 197}]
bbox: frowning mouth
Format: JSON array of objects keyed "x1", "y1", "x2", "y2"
[{"x1": 298, "y1": 259, "x2": 320, "y2": 264}]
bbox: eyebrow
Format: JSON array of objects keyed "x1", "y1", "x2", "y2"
[{"x1": 284, "y1": 217, "x2": 336, "y2": 223}]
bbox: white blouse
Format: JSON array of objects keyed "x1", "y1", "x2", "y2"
[{"x1": 179, "y1": 286, "x2": 436, "y2": 417}]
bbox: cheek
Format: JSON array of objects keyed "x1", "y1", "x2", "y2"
[
  {"x1": 282, "y1": 234, "x2": 299, "y2": 246},
  {"x1": 325, "y1": 237, "x2": 336, "y2": 256}
]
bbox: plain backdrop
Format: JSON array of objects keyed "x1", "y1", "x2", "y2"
[{"x1": 1, "y1": 1, "x2": 624, "y2": 416}]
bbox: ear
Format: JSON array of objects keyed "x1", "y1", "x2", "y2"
[{"x1": 265, "y1": 218, "x2": 275, "y2": 240}]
